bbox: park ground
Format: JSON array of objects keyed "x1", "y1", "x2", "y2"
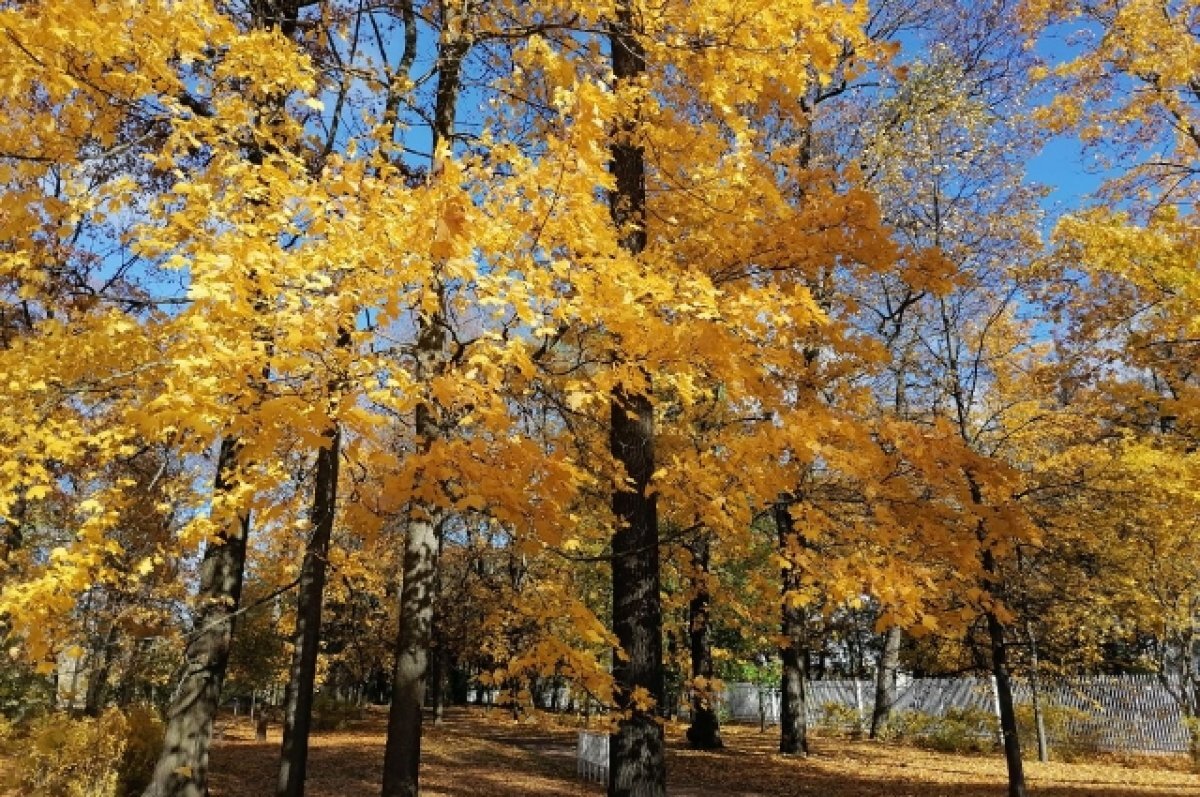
[{"x1": 204, "y1": 707, "x2": 1200, "y2": 797}]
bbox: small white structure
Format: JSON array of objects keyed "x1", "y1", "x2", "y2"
[{"x1": 576, "y1": 731, "x2": 609, "y2": 784}]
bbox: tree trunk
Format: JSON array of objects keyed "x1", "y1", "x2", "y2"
[
  {"x1": 1025, "y1": 619, "x2": 1049, "y2": 762},
  {"x1": 84, "y1": 622, "x2": 120, "y2": 717},
  {"x1": 379, "y1": 7, "x2": 466, "y2": 795},
  {"x1": 987, "y1": 607, "x2": 1026, "y2": 797},
  {"x1": 144, "y1": 438, "x2": 250, "y2": 797},
  {"x1": 607, "y1": 5, "x2": 665, "y2": 796},
  {"x1": 775, "y1": 501, "x2": 809, "y2": 756},
  {"x1": 685, "y1": 535, "x2": 722, "y2": 750},
  {"x1": 277, "y1": 424, "x2": 342, "y2": 797},
  {"x1": 869, "y1": 625, "x2": 901, "y2": 739},
  {"x1": 380, "y1": 499, "x2": 441, "y2": 797},
  {"x1": 430, "y1": 646, "x2": 447, "y2": 726},
  {"x1": 969, "y1": 465, "x2": 1025, "y2": 797}
]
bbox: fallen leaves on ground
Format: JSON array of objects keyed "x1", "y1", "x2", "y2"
[{"x1": 201, "y1": 707, "x2": 1200, "y2": 797}]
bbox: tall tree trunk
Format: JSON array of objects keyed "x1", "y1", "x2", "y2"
[
  {"x1": 969, "y1": 465, "x2": 1025, "y2": 797},
  {"x1": 379, "y1": 5, "x2": 467, "y2": 794},
  {"x1": 685, "y1": 535, "x2": 722, "y2": 750},
  {"x1": 607, "y1": 4, "x2": 665, "y2": 796},
  {"x1": 381, "y1": 323, "x2": 448, "y2": 797},
  {"x1": 869, "y1": 625, "x2": 901, "y2": 739},
  {"x1": 144, "y1": 439, "x2": 250, "y2": 797},
  {"x1": 277, "y1": 424, "x2": 342, "y2": 797},
  {"x1": 775, "y1": 500, "x2": 809, "y2": 756},
  {"x1": 978, "y1": 542, "x2": 1025, "y2": 797}
]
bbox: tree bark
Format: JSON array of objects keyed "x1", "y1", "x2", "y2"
[
  {"x1": 869, "y1": 625, "x2": 901, "y2": 739},
  {"x1": 277, "y1": 424, "x2": 342, "y2": 797},
  {"x1": 380, "y1": 493, "x2": 441, "y2": 797},
  {"x1": 775, "y1": 501, "x2": 809, "y2": 756},
  {"x1": 608, "y1": 387, "x2": 665, "y2": 797},
  {"x1": 685, "y1": 535, "x2": 722, "y2": 750},
  {"x1": 607, "y1": 5, "x2": 665, "y2": 796},
  {"x1": 144, "y1": 439, "x2": 250, "y2": 797},
  {"x1": 987, "y1": 607, "x2": 1026, "y2": 797},
  {"x1": 379, "y1": 5, "x2": 467, "y2": 794},
  {"x1": 381, "y1": 320, "x2": 447, "y2": 797},
  {"x1": 968, "y1": 463, "x2": 1026, "y2": 797},
  {"x1": 84, "y1": 622, "x2": 120, "y2": 717},
  {"x1": 1025, "y1": 619, "x2": 1049, "y2": 762}
]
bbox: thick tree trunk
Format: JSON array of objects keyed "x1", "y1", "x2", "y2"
[
  {"x1": 869, "y1": 625, "x2": 902, "y2": 739},
  {"x1": 144, "y1": 439, "x2": 250, "y2": 797},
  {"x1": 685, "y1": 536, "x2": 722, "y2": 750},
  {"x1": 607, "y1": 5, "x2": 665, "y2": 796},
  {"x1": 277, "y1": 425, "x2": 341, "y2": 797},
  {"x1": 608, "y1": 387, "x2": 665, "y2": 796},
  {"x1": 774, "y1": 501, "x2": 809, "y2": 756}
]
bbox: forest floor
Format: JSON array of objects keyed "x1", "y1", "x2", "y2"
[{"x1": 203, "y1": 706, "x2": 1200, "y2": 797}]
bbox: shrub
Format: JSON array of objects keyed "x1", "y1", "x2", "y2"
[
  {"x1": 885, "y1": 707, "x2": 998, "y2": 754},
  {"x1": 115, "y1": 705, "x2": 164, "y2": 796},
  {"x1": 0, "y1": 714, "x2": 14, "y2": 754},
  {"x1": 311, "y1": 694, "x2": 364, "y2": 731},
  {"x1": 3, "y1": 706, "x2": 163, "y2": 797},
  {"x1": 815, "y1": 701, "x2": 864, "y2": 737},
  {"x1": 1015, "y1": 701, "x2": 1105, "y2": 761}
]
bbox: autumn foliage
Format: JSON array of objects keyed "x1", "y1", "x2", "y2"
[{"x1": 0, "y1": 1, "x2": 1198, "y2": 796}]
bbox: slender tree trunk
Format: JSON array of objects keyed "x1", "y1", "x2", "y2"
[
  {"x1": 380, "y1": 496, "x2": 442, "y2": 797},
  {"x1": 607, "y1": 5, "x2": 665, "y2": 795},
  {"x1": 430, "y1": 530, "x2": 448, "y2": 726},
  {"x1": 380, "y1": 324, "x2": 447, "y2": 797},
  {"x1": 144, "y1": 439, "x2": 250, "y2": 797},
  {"x1": 869, "y1": 625, "x2": 901, "y2": 739},
  {"x1": 277, "y1": 424, "x2": 342, "y2": 797},
  {"x1": 84, "y1": 622, "x2": 120, "y2": 717},
  {"x1": 379, "y1": 6, "x2": 467, "y2": 794},
  {"x1": 967, "y1": 464, "x2": 1026, "y2": 797},
  {"x1": 430, "y1": 646, "x2": 447, "y2": 726},
  {"x1": 775, "y1": 501, "x2": 809, "y2": 756},
  {"x1": 685, "y1": 535, "x2": 722, "y2": 750},
  {"x1": 975, "y1": 538, "x2": 1026, "y2": 797},
  {"x1": 1025, "y1": 619, "x2": 1048, "y2": 762},
  {"x1": 987, "y1": 607, "x2": 1026, "y2": 797}
]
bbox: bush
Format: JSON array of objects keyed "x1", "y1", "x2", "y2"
[
  {"x1": 1015, "y1": 701, "x2": 1105, "y2": 761},
  {"x1": 815, "y1": 701, "x2": 864, "y2": 737},
  {"x1": 0, "y1": 714, "x2": 14, "y2": 754},
  {"x1": 311, "y1": 694, "x2": 364, "y2": 731},
  {"x1": 3, "y1": 706, "x2": 163, "y2": 797},
  {"x1": 886, "y1": 707, "x2": 999, "y2": 754}
]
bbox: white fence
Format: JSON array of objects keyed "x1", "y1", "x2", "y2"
[
  {"x1": 577, "y1": 731, "x2": 609, "y2": 783},
  {"x1": 718, "y1": 675, "x2": 1194, "y2": 754}
]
